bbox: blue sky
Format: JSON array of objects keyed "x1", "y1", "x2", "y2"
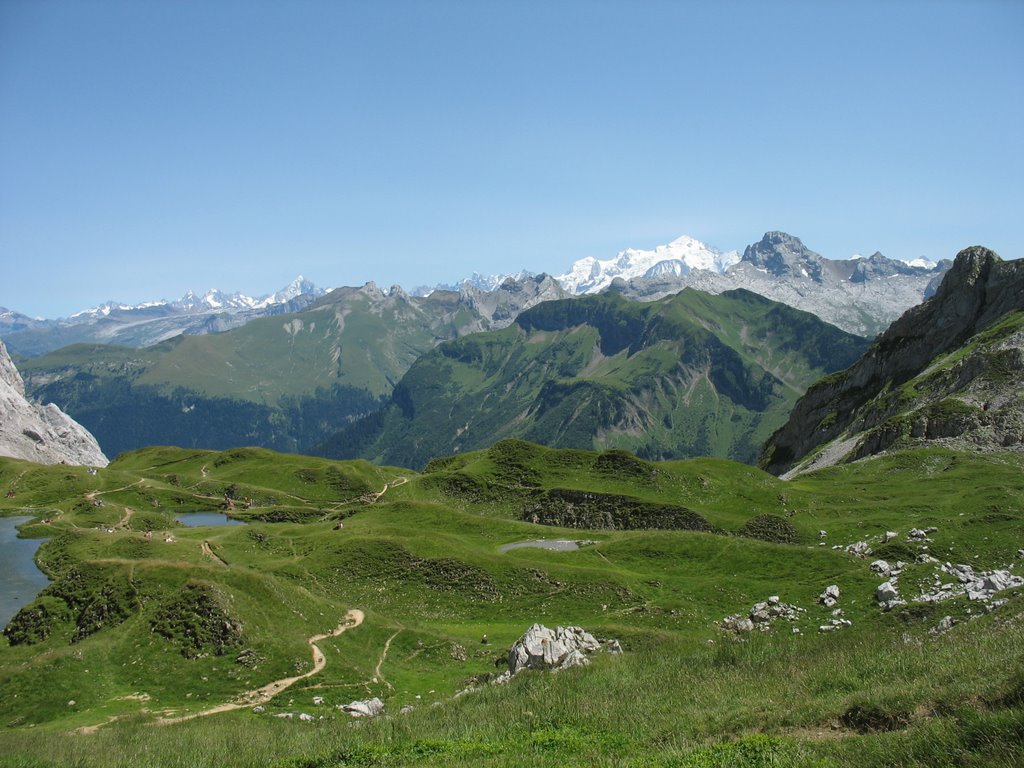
[{"x1": 1, "y1": 0, "x2": 1022, "y2": 318}]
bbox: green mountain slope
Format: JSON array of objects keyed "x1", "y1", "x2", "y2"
[
  {"x1": 19, "y1": 278, "x2": 569, "y2": 460},
  {"x1": 18, "y1": 279, "x2": 564, "y2": 457},
  {"x1": 1, "y1": 443, "x2": 1022, "y2": 767},
  {"x1": 318, "y1": 288, "x2": 868, "y2": 468},
  {"x1": 762, "y1": 247, "x2": 1024, "y2": 477}
]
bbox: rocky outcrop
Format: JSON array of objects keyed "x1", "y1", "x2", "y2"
[
  {"x1": 0, "y1": 340, "x2": 108, "y2": 466},
  {"x1": 761, "y1": 247, "x2": 1024, "y2": 476},
  {"x1": 340, "y1": 697, "x2": 384, "y2": 718},
  {"x1": 492, "y1": 623, "x2": 614, "y2": 684}
]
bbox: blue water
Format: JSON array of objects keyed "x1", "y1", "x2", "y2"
[
  {"x1": 0, "y1": 516, "x2": 50, "y2": 627},
  {"x1": 175, "y1": 512, "x2": 246, "y2": 527}
]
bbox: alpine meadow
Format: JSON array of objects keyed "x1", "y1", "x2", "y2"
[{"x1": 2, "y1": 3, "x2": 1023, "y2": 767}]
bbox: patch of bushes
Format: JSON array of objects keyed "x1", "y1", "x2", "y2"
[
  {"x1": 594, "y1": 449, "x2": 657, "y2": 480},
  {"x1": 423, "y1": 455, "x2": 466, "y2": 473},
  {"x1": 426, "y1": 472, "x2": 495, "y2": 503},
  {"x1": 73, "y1": 579, "x2": 140, "y2": 642},
  {"x1": 488, "y1": 439, "x2": 543, "y2": 488},
  {"x1": 250, "y1": 508, "x2": 324, "y2": 523},
  {"x1": 738, "y1": 514, "x2": 799, "y2": 544},
  {"x1": 872, "y1": 540, "x2": 918, "y2": 562},
  {"x1": 2, "y1": 596, "x2": 72, "y2": 646},
  {"x1": 150, "y1": 582, "x2": 243, "y2": 658},
  {"x1": 523, "y1": 488, "x2": 715, "y2": 532}
]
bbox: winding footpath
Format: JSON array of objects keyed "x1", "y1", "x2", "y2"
[
  {"x1": 76, "y1": 609, "x2": 365, "y2": 733},
  {"x1": 159, "y1": 609, "x2": 365, "y2": 724}
]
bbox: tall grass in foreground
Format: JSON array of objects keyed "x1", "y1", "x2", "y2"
[{"x1": 2, "y1": 611, "x2": 1021, "y2": 767}]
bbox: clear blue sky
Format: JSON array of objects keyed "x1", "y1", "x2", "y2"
[{"x1": 1, "y1": 0, "x2": 1022, "y2": 318}]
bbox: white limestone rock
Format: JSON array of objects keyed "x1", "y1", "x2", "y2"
[
  {"x1": 341, "y1": 697, "x2": 384, "y2": 718},
  {"x1": 0, "y1": 340, "x2": 108, "y2": 467}
]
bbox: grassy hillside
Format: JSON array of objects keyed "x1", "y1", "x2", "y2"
[
  {"x1": 17, "y1": 287, "x2": 483, "y2": 457},
  {"x1": 1, "y1": 443, "x2": 1022, "y2": 767},
  {"x1": 319, "y1": 289, "x2": 867, "y2": 468}
]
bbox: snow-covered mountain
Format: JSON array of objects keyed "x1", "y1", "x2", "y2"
[
  {"x1": 70, "y1": 276, "x2": 325, "y2": 318},
  {"x1": 411, "y1": 271, "x2": 535, "y2": 297},
  {"x1": 3, "y1": 277, "x2": 327, "y2": 357},
  {"x1": 605, "y1": 232, "x2": 951, "y2": 337},
  {"x1": 555, "y1": 236, "x2": 740, "y2": 294}
]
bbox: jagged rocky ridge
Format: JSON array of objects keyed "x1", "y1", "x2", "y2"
[
  {"x1": 0, "y1": 340, "x2": 108, "y2": 466},
  {"x1": 604, "y1": 232, "x2": 949, "y2": 338},
  {"x1": 761, "y1": 246, "x2": 1024, "y2": 477}
]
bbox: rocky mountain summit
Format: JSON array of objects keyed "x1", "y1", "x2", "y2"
[
  {"x1": 0, "y1": 340, "x2": 108, "y2": 466},
  {"x1": 607, "y1": 232, "x2": 949, "y2": 337},
  {"x1": 761, "y1": 246, "x2": 1024, "y2": 477}
]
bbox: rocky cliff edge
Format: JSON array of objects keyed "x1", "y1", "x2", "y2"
[{"x1": 0, "y1": 339, "x2": 109, "y2": 466}]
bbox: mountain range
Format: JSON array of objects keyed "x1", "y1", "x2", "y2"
[
  {"x1": 0, "y1": 277, "x2": 327, "y2": 357},
  {"x1": 2, "y1": 231, "x2": 948, "y2": 358},
  {"x1": 17, "y1": 275, "x2": 567, "y2": 456}
]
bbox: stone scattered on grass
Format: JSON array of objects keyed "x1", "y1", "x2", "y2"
[
  {"x1": 929, "y1": 616, "x2": 958, "y2": 635},
  {"x1": 818, "y1": 584, "x2": 840, "y2": 608},
  {"x1": 819, "y1": 618, "x2": 852, "y2": 633},
  {"x1": 721, "y1": 596, "x2": 804, "y2": 634},
  {"x1": 917, "y1": 562, "x2": 1024, "y2": 603},
  {"x1": 875, "y1": 579, "x2": 906, "y2": 611}
]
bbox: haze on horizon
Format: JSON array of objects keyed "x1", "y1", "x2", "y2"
[{"x1": 1, "y1": 0, "x2": 1022, "y2": 319}]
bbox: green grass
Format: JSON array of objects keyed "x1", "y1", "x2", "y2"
[{"x1": 2, "y1": 443, "x2": 1023, "y2": 766}]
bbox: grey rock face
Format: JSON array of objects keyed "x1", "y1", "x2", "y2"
[
  {"x1": 762, "y1": 247, "x2": 1024, "y2": 477},
  {"x1": 0, "y1": 340, "x2": 108, "y2": 467}
]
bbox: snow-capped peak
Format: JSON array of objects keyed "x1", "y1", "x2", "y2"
[
  {"x1": 410, "y1": 271, "x2": 535, "y2": 297},
  {"x1": 254, "y1": 275, "x2": 322, "y2": 307},
  {"x1": 65, "y1": 277, "x2": 323, "y2": 320},
  {"x1": 555, "y1": 235, "x2": 739, "y2": 294}
]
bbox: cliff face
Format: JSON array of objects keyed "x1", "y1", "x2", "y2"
[
  {"x1": 761, "y1": 247, "x2": 1024, "y2": 477},
  {"x1": 0, "y1": 340, "x2": 108, "y2": 466}
]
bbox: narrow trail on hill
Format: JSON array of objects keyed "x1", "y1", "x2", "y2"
[
  {"x1": 374, "y1": 630, "x2": 401, "y2": 691},
  {"x1": 155, "y1": 609, "x2": 365, "y2": 725},
  {"x1": 364, "y1": 476, "x2": 408, "y2": 504},
  {"x1": 200, "y1": 540, "x2": 227, "y2": 567}
]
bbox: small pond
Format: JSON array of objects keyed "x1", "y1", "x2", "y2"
[
  {"x1": 0, "y1": 516, "x2": 50, "y2": 627},
  {"x1": 499, "y1": 539, "x2": 594, "y2": 553},
  {"x1": 174, "y1": 512, "x2": 247, "y2": 528}
]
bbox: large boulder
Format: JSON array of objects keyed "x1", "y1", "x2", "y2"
[
  {"x1": 508, "y1": 623, "x2": 601, "y2": 675},
  {"x1": 340, "y1": 697, "x2": 384, "y2": 718}
]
